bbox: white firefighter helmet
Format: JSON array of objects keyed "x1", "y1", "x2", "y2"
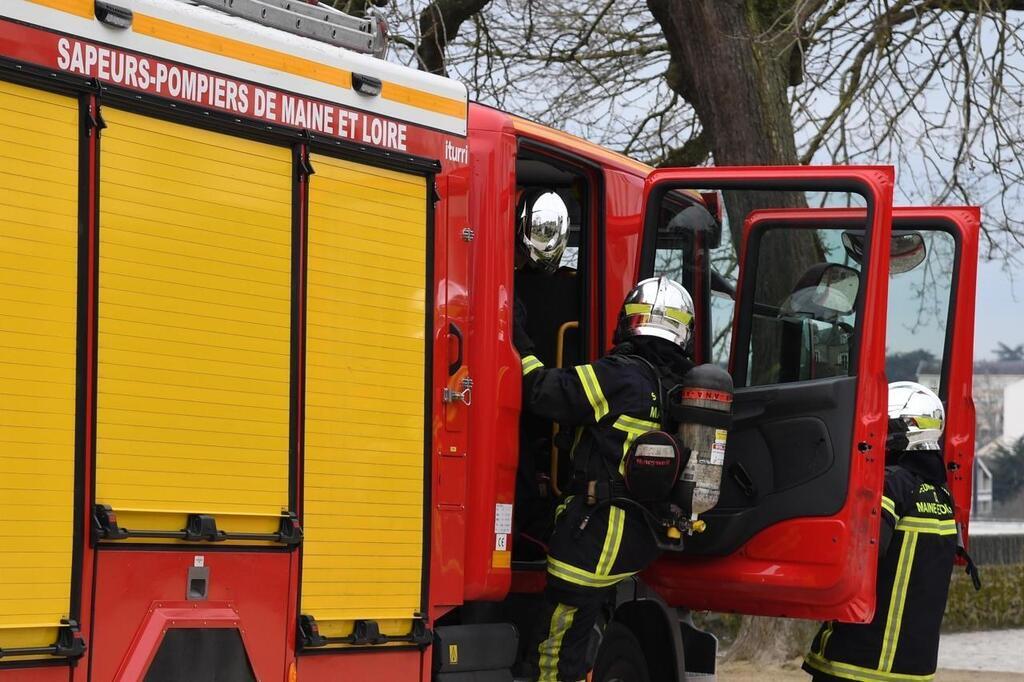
[
  {"x1": 614, "y1": 276, "x2": 694, "y2": 348},
  {"x1": 517, "y1": 190, "x2": 570, "y2": 273},
  {"x1": 887, "y1": 381, "x2": 944, "y2": 451}
]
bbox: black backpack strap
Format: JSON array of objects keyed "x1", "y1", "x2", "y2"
[
  {"x1": 621, "y1": 354, "x2": 668, "y2": 431},
  {"x1": 956, "y1": 522, "x2": 982, "y2": 592}
]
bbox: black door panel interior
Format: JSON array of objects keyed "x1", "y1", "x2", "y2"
[{"x1": 680, "y1": 375, "x2": 856, "y2": 556}]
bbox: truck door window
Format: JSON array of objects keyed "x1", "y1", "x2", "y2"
[
  {"x1": 746, "y1": 227, "x2": 861, "y2": 386},
  {"x1": 882, "y1": 231, "x2": 956, "y2": 395},
  {"x1": 650, "y1": 193, "x2": 719, "y2": 362},
  {"x1": 651, "y1": 193, "x2": 717, "y2": 301},
  {"x1": 710, "y1": 290, "x2": 735, "y2": 367}
]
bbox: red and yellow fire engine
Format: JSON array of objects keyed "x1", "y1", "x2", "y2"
[{"x1": 0, "y1": 1, "x2": 979, "y2": 680}]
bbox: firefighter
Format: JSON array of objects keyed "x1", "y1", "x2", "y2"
[
  {"x1": 513, "y1": 189, "x2": 572, "y2": 556},
  {"x1": 515, "y1": 276, "x2": 696, "y2": 682},
  {"x1": 803, "y1": 381, "x2": 959, "y2": 682}
]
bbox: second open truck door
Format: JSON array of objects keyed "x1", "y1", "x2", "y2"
[
  {"x1": 735, "y1": 206, "x2": 981, "y2": 550},
  {"x1": 636, "y1": 166, "x2": 896, "y2": 623}
]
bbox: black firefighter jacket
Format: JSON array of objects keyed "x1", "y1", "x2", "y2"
[{"x1": 803, "y1": 451, "x2": 957, "y2": 682}]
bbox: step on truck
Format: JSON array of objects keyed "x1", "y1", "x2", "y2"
[{"x1": 0, "y1": 1, "x2": 979, "y2": 680}]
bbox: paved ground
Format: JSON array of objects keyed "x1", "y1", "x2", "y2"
[
  {"x1": 968, "y1": 521, "x2": 1024, "y2": 536},
  {"x1": 936, "y1": 628, "x2": 1024, "y2": 674},
  {"x1": 717, "y1": 662, "x2": 1024, "y2": 680},
  {"x1": 716, "y1": 629, "x2": 1024, "y2": 680}
]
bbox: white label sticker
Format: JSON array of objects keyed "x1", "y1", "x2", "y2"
[
  {"x1": 711, "y1": 429, "x2": 728, "y2": 465},
  {"x1": 494, "y1": 503, "x2": 513, "y2": 534},
  {"x1": 194, "y1": 555, "x2": 205, "y2": 568},
  {"x1": 636, "y1": 443, "x2": 676, "y2": 459},
  {"x1": 495, "y1": 533, "x2": 508, "y2": 551}
]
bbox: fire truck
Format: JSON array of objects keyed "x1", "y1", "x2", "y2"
[{"x1": 0, "y1": 0, "x2": 979, "y2": 680}]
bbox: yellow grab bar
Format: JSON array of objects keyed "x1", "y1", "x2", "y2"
[{"x1": 550, "y1": 321, "x2": 579, "y2": 496}]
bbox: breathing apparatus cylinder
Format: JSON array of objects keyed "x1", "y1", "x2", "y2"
[{"x1": 670, "y1": 364, "x2": 734, "y2": 531}]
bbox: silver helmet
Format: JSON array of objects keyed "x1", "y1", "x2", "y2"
[
  {"x1": 887, "y1": 381, "x2": 944, "y2": 451},
  {"x1": 615, "y1": 277, "x2": 694, "y2": 348},
  {"x1": 518, "y1": 191, "x2": 570, "y2": 273}
]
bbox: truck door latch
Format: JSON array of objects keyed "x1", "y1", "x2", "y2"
[{"x1": 443, "y1": 377, "x2": 473, "y2": 406}]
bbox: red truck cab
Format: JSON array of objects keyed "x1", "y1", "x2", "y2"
[{"x1": 445, "y1": 105, "x2": 980, "y2": 679}]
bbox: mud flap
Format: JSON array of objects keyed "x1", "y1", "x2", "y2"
[{"x1": 679, "y1": 613, "x2": 717, "y2": 680}]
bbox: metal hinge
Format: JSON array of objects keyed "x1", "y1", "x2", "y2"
[
  {"x1": 461, "y1": 227, "x2": 475, "y2": 242},
  {"x1": 297, "y1": 144, "x2": 316, "y2": 179},
  {"x1": 85, "y1": 102, "x2": 106, "y2": 135},
  {"x1": 443, "y1": 377, "x2": 473, "y2": 406}
]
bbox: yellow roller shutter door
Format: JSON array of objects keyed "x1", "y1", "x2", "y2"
[
  {"x1": 96, "y1": 109, "x2": 292, "y2": 535},
  {"x1": 302, "y1": 155, "x2": 427, "y2": 639},
  {"x1": 0, "y1": 81, "x2": 78, "y2": 650}
]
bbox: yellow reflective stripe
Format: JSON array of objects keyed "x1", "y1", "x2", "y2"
[
  {"x1": 615, "y1": 415, "x2": 661, "y2": 433},
  {"x1": 805, "y1": 652, "x2": 934, "y2": 682},
  {"x1": 665, "y1": 308, "x2": 693, "y2": 325},
  {"x1": 132, "y1": 12, "x2": 466, "y2": 119},
  {"x1": 27, "y1": 0, "x2": 93, "y2": 17},
  {"x1": 522, "y1": 355, "x2": 544, "y2": 376},
  {"x1": 538, "y1": 603, "x2": 577, "y2": 682},
  {"x1": 882, "y1": 496, "x2": 898, "y2": 520},
  {"x1": 623, "y1": 303, "x2": 692, "y2": 325},
  {"x1": 547, "y1": 556, "x2": 634, "y2": 588},
  {"x1": 819, "y1": 622, "x2": 834, "y2": 656},
  {"x1": 879, "y1": 532, "x2": 918, "y2": 671},
  {"x1": 912, "y1": 416, "x2": 942, "y2": 429},
  {"x1": 596, "y1": 506, "x2": 625, "y2": 576},
  {"x1": 575, "y1": 365, "x2": 609, "y2": 422},
  {"x1": 613, "y1": 415, "x2": 660, "y2": 475},
  {"x1": 895, "y1": 517, "x2": 956, "y2": 536}
]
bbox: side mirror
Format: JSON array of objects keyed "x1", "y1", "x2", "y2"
[
  {"x1": 665, "y1": 200, "x2": 721, "y2": 249},
  {"x1": 842, "y1": 230, "x2": 927, "y2": 275},
  {"x1": 781, "y1": 263, "x2": 859, "y2": 319}
]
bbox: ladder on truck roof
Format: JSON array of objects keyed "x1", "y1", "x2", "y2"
[{"x1": 187, "y1": 0, "x2": 388, "y2": 58}]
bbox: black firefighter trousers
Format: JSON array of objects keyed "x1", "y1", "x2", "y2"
[{"x1": 528, "y1": 496, "x2": 660, "y2": 682}]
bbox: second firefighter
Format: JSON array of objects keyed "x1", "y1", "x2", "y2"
[{"x1": 516, "y1": 276, "x2": 696, "y2": 682}]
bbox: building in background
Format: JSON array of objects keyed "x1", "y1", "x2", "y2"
[
  {"x1": 919, "y1": 360, "x2": 1024, "y2": 518},
  {"x1": 972, "y1": 456, "x2": 995, "y2": 516}
]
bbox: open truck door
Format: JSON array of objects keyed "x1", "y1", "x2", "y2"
[
  {"x1": 636, "y1": 167, "x2": 896, "y2": 623},
  {"x1": 733, "y1": 206, "x2": 981, "y2": 547}
]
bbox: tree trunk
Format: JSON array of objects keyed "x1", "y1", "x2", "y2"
[
  {"x1": 647, "y1": 0, "x2": 827, "y2": 663},
  {"x1": 416, "y1": 0, "x2": 491, "y2": 75},
  {"x1": 647, "y1": 0, "x2": 812, "y2": 251},
  {"x1": 724, "y1": 616, "x2": 820, "y2": 665}
]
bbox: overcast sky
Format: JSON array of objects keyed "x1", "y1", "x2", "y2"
[
  {"x1": 973, "y1": 260, "x2": 1023, "y2": 359},
  {"x1": 884, "y1": 251, "x2": 1023, "y2": 360}
]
